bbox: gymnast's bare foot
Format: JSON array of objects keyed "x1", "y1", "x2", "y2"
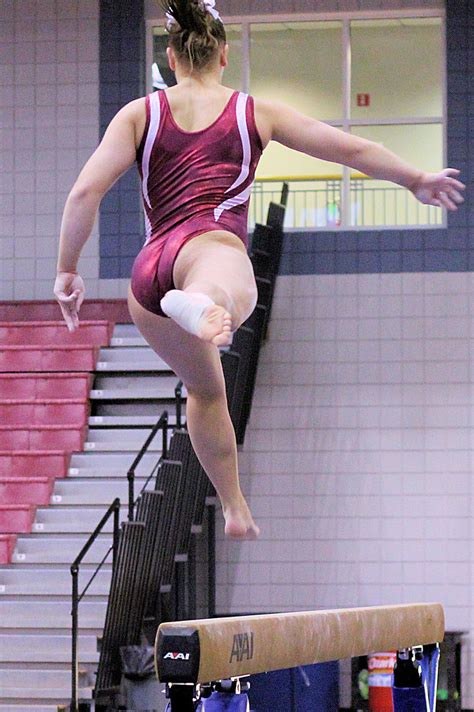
[
  {"x1": 198, "y1": 304, "x2": 233, "y2": 347},
  {"x1": 222, "y1": 496, "x2": 260, "y2": 540}
]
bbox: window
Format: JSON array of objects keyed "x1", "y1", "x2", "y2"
[{"x1": 147, "y1": 11, "x2": 445, "y2": 230}]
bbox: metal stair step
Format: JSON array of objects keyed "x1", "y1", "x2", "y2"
[
  {"x1": 0, "y1": 599, "x2": 107, "y2": 629},
  {"x1": 88, "y1": 414, "x2": 179, "y2": 427},
  {"x1": 0, "y1": 704, "x2": 63, "y2": 711},
  {"x1": 12, "y1": 534, "x2": 114, "y2": 565},
  {"x1": 97, "y1": 346, "x2": 170, "y2": 370},
  {"x1": 0, "y1": 633, "x2": 99, "y2": 664},
  {"x1": 112, "y1": 324, "x2": 142, "y2": 337},
  {"x1": 51, "y1": 477, "x2": 149, "y2": 506},
  {"x1": 31, "y1": 506, "x2": 126, "y2": 534},
  {"x1": 69, "y1": 451, "x2": 159, "y2": 472},
  {"x1": 0, "y1": 668, "x2": 73, "y2": 689},
  {"x1": 94, "y1": 374, "x2": 180, "y2": 388},
  {"x1": 0, "y1": 565, "x2": 111, "y2": 595},
  {"x1": 82, "y1": 440, "x2": 164, "y2": 453},
  {"x1": 111, "y1": 335, "x2": 148, "y2": 347},
  {"x1": 86, "y1": 427, "x2": 163, "y2": 442},
  {"x1": 90, "y1": 387, "x2": 180, "y2": 401}
]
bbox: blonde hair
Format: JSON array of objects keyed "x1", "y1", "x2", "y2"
[{"x1": 161, "y1": 0, "x2": 226, "y2": 71}]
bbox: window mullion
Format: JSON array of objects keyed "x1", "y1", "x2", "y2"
[
  {"x1": 341, "y1": 17, "x2": 352, "y2": 229},
  {"x1": 242, "y1": 22, "x2": 250, "y2": 94}
]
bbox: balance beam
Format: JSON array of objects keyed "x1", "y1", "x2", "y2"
[{"x1": 156, "y1": 603, "x2": 444, "y2": 685}]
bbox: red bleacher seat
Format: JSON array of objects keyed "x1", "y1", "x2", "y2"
[
  {"x1": 0, "y1": 534, "x2": 17, "y2": 564},
  {"x1": 0, "y1": 504, "x2": 36, "y2": 534},
  {"x1": 2, "y1": 400, "x2": 89, "y2": 426},
  {"x1": 0, "y1": 320, "x2": 113, "y2": 346},
  {"x1": 0, "y1": 451, "x2": 70, "y2": 478},
  {"x1": 0, "y1": 373, "x2": 92, "y2": 399},
  {"x1": 0, "y1": 477, "x2": 54, "y2": 506},
  {"x1": 0, "y1": 426, "x2": 86, "y2": 451},
  {"x1": 0, "y1": 345, "x2": 99, "y2": 372}
]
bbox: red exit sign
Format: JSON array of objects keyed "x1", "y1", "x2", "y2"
[{"x1": 357, "y1": 93, "x2": 370, "y2": 107}]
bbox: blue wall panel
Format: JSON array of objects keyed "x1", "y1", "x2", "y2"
[{"x1": 99, "y1": 0, "x2": 145, "y2": 279}]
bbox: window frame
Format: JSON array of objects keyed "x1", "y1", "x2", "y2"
[{"x1": 146, "y1": 7, "x2": 447, "y2": 231}]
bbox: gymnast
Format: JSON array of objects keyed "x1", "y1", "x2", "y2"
[{"x1": 54, "y1": 0, "x2": 465, "y2": 540}]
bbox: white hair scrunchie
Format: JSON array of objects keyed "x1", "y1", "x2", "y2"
[
  {"x1": 202, "y1": 0, "x2": 221, "y2": 21},
  {"x1": 166, "y1": 1, "x2": 221, "y2": 29}
]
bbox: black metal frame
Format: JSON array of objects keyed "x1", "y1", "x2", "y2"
[{"x1": 70, "y1": 497, "x2": 121, "y2": 712}]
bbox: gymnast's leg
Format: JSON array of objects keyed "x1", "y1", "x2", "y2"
[
  {"x1": 128, "y1": 287, "x2": 259, "y2": 540},
  {"x1": 161, "y1": 231, "x2": 258, "y2": 347}
]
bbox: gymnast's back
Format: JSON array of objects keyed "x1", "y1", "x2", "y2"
[{"x1": 136, "y1": 84, "x2": 263, "y2": 247}]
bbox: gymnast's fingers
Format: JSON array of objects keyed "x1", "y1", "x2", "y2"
[
  {"x1": 437, "y1": 191, "x2": 458, "y2": 211},
  {"x1": 55, "y1": 291, "x2": 80, "y2": 332}
]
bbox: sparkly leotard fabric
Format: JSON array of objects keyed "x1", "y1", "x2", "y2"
[{"x1": 131, "y1": 89, "x2": 263, "y2": 316}]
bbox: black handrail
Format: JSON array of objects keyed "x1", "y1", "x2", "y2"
[
  {"x1": 70, "y1": 497, "x2": 120, "y2": 712},
  {"x1": 175, "y1": 380, "x2": 183, "y2": 429},
  {"x1": 127, "y1": 410, "x2": 169, "y2": 521}
]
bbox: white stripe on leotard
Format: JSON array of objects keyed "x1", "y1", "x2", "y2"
[
  {"x1": 226, "y1": 93, "x2": 251, "y2": 193},
  {"x1": 214, "y1": 92, "x2": 252, "y2": 223},
  {"x1": 214, "y1": 185, "x2": 253, "y2": 223},
  {"x1": 141, "y1": 91, "x2": 161, "y2": 210},
  {"x1": 143, "y1": 207, "x2": 153, "y2": 244}
]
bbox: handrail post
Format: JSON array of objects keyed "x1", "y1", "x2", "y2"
[
  {"x1": 127, "y1": 467, "x2": 135, "y2": 522},
  {"x1": 71, "y1": 564, "x2": 79, "y2": 712},
  {"x1": 207, "y1": 503, "x2": 216, "y2": 618},
  {"x1": 162, "y1": 411, "x2": 169, "y2": 459},
  {"x1": 113, "y1": 499, "x2": 120, "y2": 570},
  {"x1": 175, "y1": 381, "x2": 183, "y2": 429}
]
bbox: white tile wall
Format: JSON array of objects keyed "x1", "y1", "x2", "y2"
[
  {"x1": 0, "y1": 0, "x2": 103, "y2": 301},
  {"x1": 216, "y1": 272, "x2": 474, "y2": 707}
]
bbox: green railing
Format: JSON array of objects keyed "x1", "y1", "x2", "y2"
[{"x1": 250, "y1": 175, "x2": 443, "y2": 229}]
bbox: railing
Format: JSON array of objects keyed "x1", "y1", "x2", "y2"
[
  {"x1": 175, "y1": 380, "x2": 184, "y2": 429},
  {"x1": 250, "y1": 175, "x2": 443, "y2": 229},
  {"x1": 127, "y1": 410, "x2": 169, "y2": 521},
  {"x1": 70, "y1": 497, "x2": 121, "y2": 712}
]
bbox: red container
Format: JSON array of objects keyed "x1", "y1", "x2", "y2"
[{"x1": 368, "y1": 651, "x2": 396, "y2": 712}]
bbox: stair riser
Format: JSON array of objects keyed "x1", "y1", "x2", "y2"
[
  {"x1": 0, "y1": 601, "x2": 107, "y2": 629},
  {"x1": 0, "y1": 568, "x2": 112, "y2": 595},
  {"x1": 0, "y1": 635, "x2": 98, "y2": 664},
  {"x1": 52, "y1": 480, "x2": 148, "y2": 507}
]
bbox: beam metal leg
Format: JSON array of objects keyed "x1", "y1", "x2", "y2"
[{"x1": 392, "y1": 645, "x2": 441, "y2": 712}]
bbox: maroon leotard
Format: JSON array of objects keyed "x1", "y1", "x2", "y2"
[{"x1": 131, "y1": 89, "x2": 263, "y2": 316}]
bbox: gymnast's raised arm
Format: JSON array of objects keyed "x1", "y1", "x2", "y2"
[{"x1": 255, "y1": 99, "x2": 465, "y2": 212}]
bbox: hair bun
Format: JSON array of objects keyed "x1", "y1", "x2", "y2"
[{"x1": 160, "y1": 0, "x2": 226, "y2": 71}]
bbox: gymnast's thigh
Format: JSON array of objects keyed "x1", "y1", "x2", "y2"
[{"x1": 127, "y1": 286, "x2": 226, "y2": 398}]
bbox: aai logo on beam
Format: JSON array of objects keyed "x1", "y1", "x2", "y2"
[
  {"x1": 163, "y1": 652, "x2": 191, "y2": 661},
  {"x1": 229, "y1": 632, "x2": 254, "y2": 663}
]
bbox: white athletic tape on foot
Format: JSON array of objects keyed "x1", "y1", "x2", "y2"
[{"x1": 160, "y1": 290, "x2": 214, "y2": 336}]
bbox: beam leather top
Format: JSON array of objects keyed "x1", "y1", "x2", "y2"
[{"x1": 156, "y1": 602, "x2": 445, "y2": 684}]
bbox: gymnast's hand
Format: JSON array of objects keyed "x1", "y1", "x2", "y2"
[
  {"x1": 410, "y1": 168, "x2": 465, "y2": 210},
  {"x1": 54, "y1": 271, "x2": 85, "y2": 333}
]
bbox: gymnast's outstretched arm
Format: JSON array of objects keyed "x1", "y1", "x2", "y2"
[
  {"x1": 255, "y1": 99, "x2": 465, "y2": 211},
  {"x1": 54, "y1": 99, "x2": 144, "y2": 330}
]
